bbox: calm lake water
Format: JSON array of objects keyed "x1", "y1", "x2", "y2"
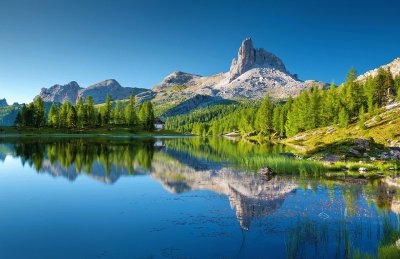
[{"x1": 0, "y1": 136, "x2": 399, "y2": 258}]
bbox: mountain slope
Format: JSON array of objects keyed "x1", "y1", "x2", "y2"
[
  {"x1": 283, "y1": 102, "x2": 400, "y2": 157},
  {"x1": 357, "y1": 58, "x2": 400, "y2": 81},
  {"x1": 150, "y1": 38, "x2": 329, "y2": 103}
]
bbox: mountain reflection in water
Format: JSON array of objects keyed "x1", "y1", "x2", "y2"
[
  {"x1": 1, "y1": 137, "x2": 400, "y2": 258},
  {"x1": 1, "y1": 137, "x2": 400, "y2": 232}
]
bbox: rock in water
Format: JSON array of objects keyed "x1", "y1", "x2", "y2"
[{"x1": 258, "y1": 166, "x2": 275, "y2": 175}]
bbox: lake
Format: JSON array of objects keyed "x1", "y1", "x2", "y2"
[{"x1": 0, "y1": 136, "x2": 399, "y2": 258}]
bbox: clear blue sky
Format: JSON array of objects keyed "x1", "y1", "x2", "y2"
[{"x1": 1, "y1": 0, "x2": 399, "y2": 104}]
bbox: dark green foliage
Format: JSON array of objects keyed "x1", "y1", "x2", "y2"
[
  {"x1": 138, "y1": 101, "x2": 155, "y2": 130},
  {"x1": 256, "y1": 95, "x2": 273, "y2": 137},
  {"x1": 358, "y1": 106, "x2": 366, "y2": 130},
  {"x1": 14, "y1": 95, "x2": 150, "y2": 131},
  {"x1": 48, "y1": 104, "x2": 59, "y2": 127},
  {"x1": 85, "y1": 96, "x2": 96, "y2": 127},
  {"x1": 125, "y1": 95, "x2": 138, "y2": 127},
  {"x1": 338, "y1": 108, "x2": 350, "y2": 128},
  {"x1": 67, "y1": 106, "x2": 77, "y2": 128},
  {"x1": 15, "y1": 97, "x2": 45, "y2": 128}
]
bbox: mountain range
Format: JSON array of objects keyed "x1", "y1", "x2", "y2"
[
  {"x1": 1, "y1": 37, "x2": 400, "y2": 121},
  {"x1": 32, "y1": 38, "x2": 328, "y2": 109}
]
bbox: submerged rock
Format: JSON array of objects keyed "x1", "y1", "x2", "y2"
[{"x1": 258, "y1": 166, "x2": 275, "y2": 176}]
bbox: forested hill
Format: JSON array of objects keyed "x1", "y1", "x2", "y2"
[{"x1": 165, "y1": 66, "x2": 400, "y2": 141}]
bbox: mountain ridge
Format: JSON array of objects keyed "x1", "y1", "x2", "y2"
[{"x1": 37, "y1": 79, "x2": 147, "y2": 104}]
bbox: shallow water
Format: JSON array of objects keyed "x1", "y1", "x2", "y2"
[{"x1": 0, "y1": 137, "x2": 399, "y2": 258}]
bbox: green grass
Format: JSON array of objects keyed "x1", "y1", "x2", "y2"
[{"x1": 283, "y1": 106, "x2": 400, "y2": 155}]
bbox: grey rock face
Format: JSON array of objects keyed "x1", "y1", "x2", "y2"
[
  {"x1": 0, "y1": 98, "x2": 8, "y2": 108},
  {"x1": 152, "y1": 71, "x2": 202, "y2": 91},
  {"x1": 357, "y1": 58, "x2": 400, "y2": 81},
  {"x1": 229, "y1": 38, "x2": 287, "y2": 82},
  {"x1": 78, "y1": 79, "x2": 140, "y2": 104},
  {"x1": 37, "y1": 81, "x2": 82, "y2": 103},
  {"x1": 36, "y1": 79, "x2": 147, "y2": 104}
]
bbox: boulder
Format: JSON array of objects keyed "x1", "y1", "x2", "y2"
[
  {"x1": 258, "y1": 166, "x2": 275, "y2": 176},
  {"x1": 354, "y1": 139, "x2": 370, "y2": 149}
]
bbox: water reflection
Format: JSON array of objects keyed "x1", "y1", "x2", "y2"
[{"x1": 1, "y1": 137, "x2": 400, "y2": 257}]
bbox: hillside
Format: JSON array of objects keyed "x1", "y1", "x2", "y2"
[{"x1": 283, "y1": 102, "x2": 400, "y2": 159}]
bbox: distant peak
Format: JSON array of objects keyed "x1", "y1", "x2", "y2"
[
  {"x1": 90, "y1": 79, "x2": 121, "y2": 88},
  {"x1": 229, "y1": 38, "x2": 287, "y2": 82}
]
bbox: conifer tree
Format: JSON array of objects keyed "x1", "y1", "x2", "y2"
[
  {"x1": 67, "y1": 106, "x2": 77, "y2": 128},
  {"x1": 48, "y1": 104, "x2": 60, "y2": 127},
  {"x1": 256, "y1": 95, "x2": 273, "y2": 137},
  {"x1": 125, "y1": 95, "x2": 138, "y2": 127},
  {"x1": 33, "y1": 97, "x2": 45, "y2": 128},
  {"x1": 76, "y1": 96, "x2": 86, "y2": 128},
  {"x1": 338, "y1": 108, "x2": 349, "y2": 128},
  {"x1": 138, "y1": 101, "x2": 155, "y2": 130},
  {"x1": 358, "y1": 105, "x2": 366, "y2": 130},
  {"x1": 103, "y1": 95, "x2": 113, "y2": 125},
  {"x1": 59, "y1": 102, "x2": 69, "y2": 128},
  {"x1": 85, "y1": 96, "x2": 96, "y2": 126},
  {"x1": 272, "y1": 105, "x2": 282, "y2": 136}
]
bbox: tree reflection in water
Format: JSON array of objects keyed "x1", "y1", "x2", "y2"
[{"x1": 0, "y1": 137, "x2": 400, "y2": 258}]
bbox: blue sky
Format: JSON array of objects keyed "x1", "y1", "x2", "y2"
[{"x1": 0, "y1": 0, "x2": 399, "y2": 103}]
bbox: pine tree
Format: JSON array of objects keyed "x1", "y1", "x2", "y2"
[
  {"x1": 48, "y1": 104, "x2": 60, "y2": 127},
  {"x1": 14, "y1": 111, "x2": 22, "y2": 126},
  {"x1": 375, "y1": 68, "x2": 387, "y2": 105},
  {"x1": 67, "y1": 106, "x2": 77, "y2": 128},
  {"x1": 138, "y1": 101, "x2": 155, "y2": 130},
  {"x1": 85, "y1": 96, "x2": 96, "y2": 127},
  {"x1": 272, "y1": 105, "x2": 282, "y2": 136},
  {"x1": 125, "y1": 95, "x2": 138, "y2": 127},
  {"x1": 59, "y1": 101, "x2": 72, "y2": 128},
  {"x1": 308, "y1": 86, "x2": 321, "y2": 129},
  {"x1": 384, "y1": 68, "x2": 395, "y2": 101},
  {"x1": 358, "y1": 105, "x2": 366, "y2": 130},
  {"x1": 395, "y1": 75, "x2": 400, "y2": 101},
  {"x1": 76, "y1": 96, "x2": 86, "y2": 128},
  {"x1": 33, "y1": 97, "x2": 45, "y2": 128},
  {"x1": 364, "y1": 76, "x2": 376, "y2": 113},
  {"x1": 103, "y1": 95, "x2": 113, "y2": 125},
  {"x1": 338, "y1": 108, "x2": 349, "y2": 128},
  {"x1": 256, "y1": 95, "x2": 273, "y2": 137}
]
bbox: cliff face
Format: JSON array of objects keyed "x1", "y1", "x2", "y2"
[
  {"x1": 36, "y1": 79, "x2": 147, "y2": 104},
  {"x1": 37, "y1": 81, "x2": 82, "y2": 104},
  {"x1": 228, "y1": 37, "x2": 287, "y2": 82},
  {"x1": 150, "y1": 37, "x2": 328, "y2": 104}
]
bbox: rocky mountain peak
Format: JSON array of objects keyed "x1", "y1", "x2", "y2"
[
  {"x1": 152, "y1": 71, "x2": 202, "y2": 91},
  {"x1": 37, "y1": 81, "x2": 82, "y2": 103},
  {"x1": 87, "y1": 79, "x2": 121, "y2": 89},
  {"x1": 357, "y1": 57, "x2": 400, "y2": 81},
  {"x1": 0, "y1": 98, "x2": 8, "y2": 108},
  {"x1": 229, "y1": 38, "x2": 287, "y2": 82}
]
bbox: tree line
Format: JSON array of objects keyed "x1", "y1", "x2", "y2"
[
  {"x1": 166, "y1": 67, "x2": 400, "y2": 137},
  {"x1": 15, "y1": 95, "x2": 156, "y2": 130}
]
